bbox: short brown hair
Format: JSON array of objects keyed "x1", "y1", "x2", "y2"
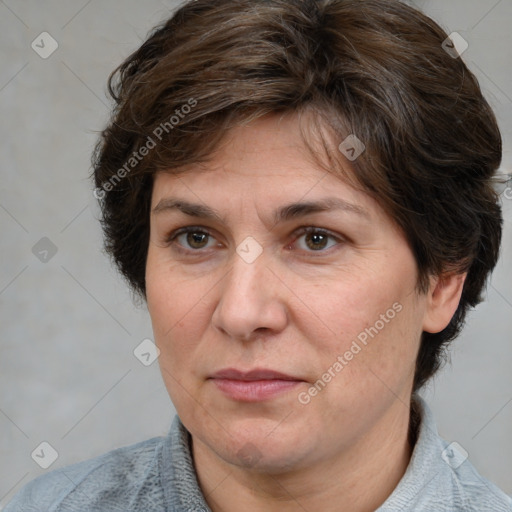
[{"x1": 92, "y1": 0, "x2": 502, "y2": 391}]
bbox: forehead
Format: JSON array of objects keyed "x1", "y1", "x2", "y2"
[
  {"x1": 151, "y1": 112, "x2": 368, "y2": 205},
  {"x1": 149, "y1": 119, "x2": 391, "y2": 234}
]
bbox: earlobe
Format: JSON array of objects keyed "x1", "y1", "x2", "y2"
[{"x1": 422, "y1": 272, "x2": 467, "y2": 334}]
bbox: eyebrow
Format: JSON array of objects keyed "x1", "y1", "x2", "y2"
[{"x1": 151, "y1": 197, "x2": 370, "y2": 224}]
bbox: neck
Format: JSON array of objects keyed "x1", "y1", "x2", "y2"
[{"x1": 192, "y1": 399, "x2": 416, "y2": 512}]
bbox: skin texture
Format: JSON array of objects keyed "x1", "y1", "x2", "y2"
[{"x1": 145, "y1": 112, "x2": 466, "y2": 512}]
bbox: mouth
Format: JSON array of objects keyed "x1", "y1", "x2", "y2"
[{"x1": 208, "y1": 368, "x2": 305, "y2": 402}]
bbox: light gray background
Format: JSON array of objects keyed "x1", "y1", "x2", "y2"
[{"x1": 1, "y1": 0, "x2": 511, "y2": 507}]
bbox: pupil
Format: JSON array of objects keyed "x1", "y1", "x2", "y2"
[
  {"x1": 307, "y1": 233, "x2": 327, "y2": 250},
  {"x1": 188, "y1": 232, "x2": 207, "y2": 248}
]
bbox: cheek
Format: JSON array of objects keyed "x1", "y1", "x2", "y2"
[
  {"x1": 146, "y1": 270, "x2": 211, "y2": 415},
  {"x1": 307, "y1": 265, "x2": 422, "y2": 392},
  {"x1": 310, "y1": 273, "x2": 406, "y2": 345},
  {"x1": 146, "y1": 242, "x2": 201, "y2": 327},
  {"x1": 340, "y1": 302, "x2": 421, "y2": 405},
  {"x1": 145, "y1": 254, "x2": 211, "y2": 366}
]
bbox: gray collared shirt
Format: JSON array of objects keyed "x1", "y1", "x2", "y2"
[{"x1": 3, "y1": 395, "x2": 511, "y2": 511}]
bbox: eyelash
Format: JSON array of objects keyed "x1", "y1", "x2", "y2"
[{"x1": 165, "y1": 225, "x2": 344, "y2": 256}]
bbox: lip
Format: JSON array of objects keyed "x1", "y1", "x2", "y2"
[
  {"x1": 210, "y1": 368, "x2": 300, "y2": 381},
  {"x1": 209, "y1": 368, "x2": 304, "y2": 402}
]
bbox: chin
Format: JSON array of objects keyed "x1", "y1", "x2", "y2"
[
  {"x1": 225, "y1": 440, "x2": 309, "y2": 474},
  {"x1": 210, "y1": 420, "x2": 314, "y2": 473}
]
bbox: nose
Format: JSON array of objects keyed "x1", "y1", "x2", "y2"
[{"x1": 211, "y1": 248, "x2": 288, "y2": 342}]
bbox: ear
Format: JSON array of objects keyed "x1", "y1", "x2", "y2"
[{"x1": 422, "y1": 272, "x2": 467, "y2": 334}]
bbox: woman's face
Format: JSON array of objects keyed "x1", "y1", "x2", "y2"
[{"x1": 146, "y1": 113, "x2": 431, "y2": 472}]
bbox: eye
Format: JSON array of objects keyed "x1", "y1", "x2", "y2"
[
  {"x1": 289, "y1": 227, "x2": 342, "y2": 252},
  {"x1": 165, "y1": 225, "x2": 344, "y2": 255},
  {"x1": 167, "y1": 227, "x2": 220, "y2": 252}
]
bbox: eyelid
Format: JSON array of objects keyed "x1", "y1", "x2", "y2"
[
  {"x1": 165, "y1": 225, "x2": 212, "y2": 243},
  {"x1": 292, "y1": 226, "x2": 344, "y2": 242}
]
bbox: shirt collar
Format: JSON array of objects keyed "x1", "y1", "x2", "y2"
[{"x1": 376, "y1": 393, "x2": 447, "y2": 511}]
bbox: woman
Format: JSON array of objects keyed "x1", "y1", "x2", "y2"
[{"x1": 5, "y1": 0, "x2": 511, "y2": 510}]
